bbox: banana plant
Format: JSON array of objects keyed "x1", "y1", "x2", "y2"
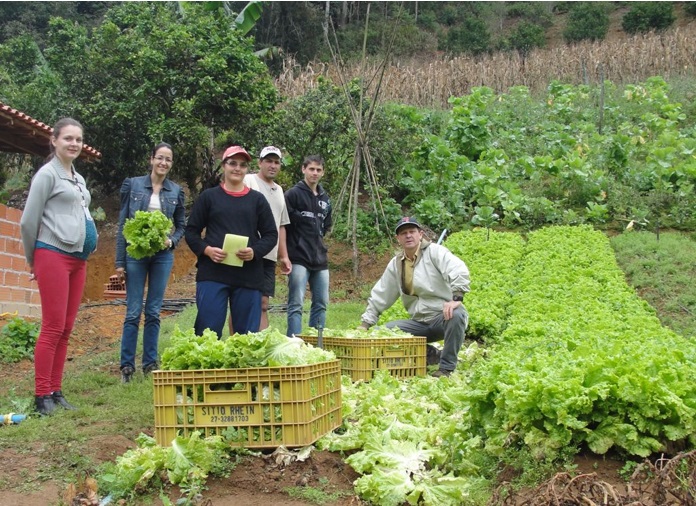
[{"x1": 180, "y1": 1, "x2": 280, "y2": 58}]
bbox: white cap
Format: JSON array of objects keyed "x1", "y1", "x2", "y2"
[{"x1": 259, "y1": 146, "x2": 282, "y2": 159}]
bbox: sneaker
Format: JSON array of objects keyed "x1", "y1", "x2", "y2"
[
  {"x1": 121, "y1": 365, "x2": 135, "y2": 384},
  {"x1": 431, "y1": 369, "x2": 453, "y2": 378},
  {"x1": 426, "y1": 344, "x2": 442, "y2": 366},
  {"x1": 35, "y1": 395, "x2": 56, "y2": 416},
  {"x1": 142, "y1": 362, "x2": 159, "y2": 376},
  {"x1": 51, "y1": 390, "x2": 77, "y2": 410}
]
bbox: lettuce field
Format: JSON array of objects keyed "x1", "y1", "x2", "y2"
[
  {"x1": 311, "y1": 225, "x2": 696, "y2": 505},
  {"x1": 85, "y1": 225, "x2": 696, "y2": 506}
]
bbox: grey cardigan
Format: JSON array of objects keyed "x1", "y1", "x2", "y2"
[{"x1": 20, "y1": 158, "x2": 95, "y2": 266}]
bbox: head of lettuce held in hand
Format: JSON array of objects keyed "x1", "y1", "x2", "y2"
[{"x1": 122, "y1": 210, "x2": 174, "y2": 260}]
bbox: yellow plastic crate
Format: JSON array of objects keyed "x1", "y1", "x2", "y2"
[
  {"x1": 299, "y1": 336, "x2": 426, "y2": 381},
  {"x1": 152, "y1": 360, "x2": 342, "y2": 448}
]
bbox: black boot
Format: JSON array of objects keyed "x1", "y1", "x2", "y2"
[
  {"x1": 121, "y1": 365, "x2": 135, "y2": 384},
  {"x1": 35, "y1": 395, "x2": 56, "y2": 416},
  {"x1": 52, "y1": 390, "x2": 77, "y2": 410},
  {"x1": 142, "y1": 362, "x2": 159, "y2": 376},
  {"x1": 426, "y1": 344, "x2": 442, "y2": 366}
]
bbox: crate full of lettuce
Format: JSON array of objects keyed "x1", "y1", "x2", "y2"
[
  {"x1": 153, "y1": 327, "x2": 341, "y2": 448},
  {"x1": 299, "y1": 327, "x2": 426, "y2": 381}
]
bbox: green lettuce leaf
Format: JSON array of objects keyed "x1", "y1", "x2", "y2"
[{"x1": 123, "y1": 210, "x2": 173, "y2": 259}]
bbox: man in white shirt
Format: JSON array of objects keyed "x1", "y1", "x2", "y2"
[
  {"x1": 235, "y1": 146, "x2": 292, "y2": 330},
  {"x1": 359, "y1": 217, "x2": 470, "y2": 377}
]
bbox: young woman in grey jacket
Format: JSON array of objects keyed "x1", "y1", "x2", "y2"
[{"x1": 20, "y1": 118, "x2": 98, "y2": 415}]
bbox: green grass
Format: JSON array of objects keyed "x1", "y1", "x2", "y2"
[
  {"x1": 284, "y1": 476, "x2": 351, "y2": 505},
  {"x1": 611, "y1": 230, "x2": 696, "y2": 338}
]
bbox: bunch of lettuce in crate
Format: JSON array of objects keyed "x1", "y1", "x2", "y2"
[
  {"x1": 302, "y1": 326, "x2": 414, "y2": 339},
  {"x1": 161, "y1": 327, "x2": 335, "y2": 370}
]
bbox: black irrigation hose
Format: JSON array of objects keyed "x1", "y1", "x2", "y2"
[{"x1": 83, "y1": 299, "x2": 289, "y2": 313}]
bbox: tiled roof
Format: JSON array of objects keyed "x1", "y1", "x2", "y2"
[{"x1": 0, "y1": 101, "x2": 101, "y2": 162}]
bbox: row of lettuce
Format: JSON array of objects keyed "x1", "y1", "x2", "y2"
[
  {"x1": 317, "y1": 225, "x2": 696, "y2": 505},
  {"x1": 99, "y1": 225, "x2": 696, "y2": 505}
]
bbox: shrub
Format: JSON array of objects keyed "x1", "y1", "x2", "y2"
[
  {"x1": 390, "y1": 23, "x2": 438, "y2": 57},
  {"x1": 415, "y1": 10, "x2": 437, "y2": 31},
  {"x1": 622, "y1": 2, "x2": 675, "y2": 34},
  {"x1": 436, "y1": 4, "x2": 462, "y2": 26},
  {"x1": 563, "y1": 2, "x2": 610, "y2": 43},
  {"x1": 444, "y1": 17, "x2": 491, "y2": 55},
  {"x1": 506, "y1": 2, "x2": 553, "y2": 28},
  {"x1": 686, "y1": 2, "x2": 696, "y2": 17},
  {"x1": 0, "y1": 317, "x2": 39, "y2": 363},
  {"x1": 508, "y1": 21, "x2": 546, "y2": 54}
]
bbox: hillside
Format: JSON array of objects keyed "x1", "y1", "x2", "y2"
[
  {"x1": 543, "y1": 2, "x2": 694, "y2": 48},
  {"x1": 276, "y1": 3, "x2": 696, "y2": 107}
]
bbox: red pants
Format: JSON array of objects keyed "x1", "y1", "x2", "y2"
[{"x1": 33, "y1": 249, "x2": 87, "y2": 396}]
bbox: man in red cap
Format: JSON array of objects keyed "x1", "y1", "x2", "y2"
[
  {"x1": 185, "y1": 145, "x2": 278, "y2": 337},
  {"x1": 359, "y1": 217, "x2": 470, "y2": 377}
]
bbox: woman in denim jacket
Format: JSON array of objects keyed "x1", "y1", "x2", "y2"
[{"x1": 115, "y1": 143, "x2": 186, "y2": 383}]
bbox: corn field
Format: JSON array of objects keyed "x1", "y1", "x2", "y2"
[{"x1": 275, "y1": 22, "x2": 696, "y2": 108}]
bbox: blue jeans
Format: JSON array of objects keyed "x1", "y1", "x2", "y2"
[
  {"x1": 194, "y1": 281, "x2": 262, "y2": 338},
  {"x1": 286, "y1": 264, "x2": 329, "y2": 337},
  {"x1": 120, "y1": 249, "x2": 173, "y2": 370},
  {"x1": 385, "y1": 306, "x2": 468, "y2": 371}
]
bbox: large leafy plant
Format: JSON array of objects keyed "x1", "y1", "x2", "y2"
[{"x1": 0, "y1": 316, "x2": 39, "y2": 363}]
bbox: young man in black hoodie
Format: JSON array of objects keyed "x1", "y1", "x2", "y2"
[{"x1": 284, "y1": 155, "x2": 332, "y2": 336}]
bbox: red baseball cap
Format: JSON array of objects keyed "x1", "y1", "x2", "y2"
[{"x1": 222, "y1": 145, "x2": 251, "y2": 161}]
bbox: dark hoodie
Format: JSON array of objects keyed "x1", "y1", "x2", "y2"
[{"x1": 284, "y1": 180, "x2": 332, "y2": 270}]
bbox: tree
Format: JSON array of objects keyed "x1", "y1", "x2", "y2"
[
  {"x1": 444, "y1": 17, "x2": 491, "y2": 55},
  {"x1": 42, "y1": 2, "x2": 278, "y2": 193},
  {"x1": 0, "y1": 34, "x2": 67, "y2": 124},
  {"x1": 563, "y1": 2, "x2": 610, "y2": 43},
  {"x1": 0, "y1": 35, "x2": 43, "y2": 86},
  {"x1": 508, "y1": 21, "x2": 546, "y2": 55},
  {"x1": 0, "y1": 2, "x2": 109, "y2": 45},
  {"x1": 236, "y1": 1, "x2": 325, "y2": 66},
  {"x1": 622, "y1": 2, "x2": 675, "y2": 35}
]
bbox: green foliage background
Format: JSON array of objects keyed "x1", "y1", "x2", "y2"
[
  {"x1": 1, "y1": 1, "x2": 695, "y2": 241},
  {"x1": 563, "y1": 2, "x2": 610, "y2": 43},
  {"x1": 622, "y1": 2, "x2": 676, "y2": 34}
]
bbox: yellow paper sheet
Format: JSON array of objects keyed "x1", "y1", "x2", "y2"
[{"x1": 220, "y1": 234, "x2": 248, "y2": 267}]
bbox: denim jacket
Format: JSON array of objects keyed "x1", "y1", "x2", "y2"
[{"x1": 115, "y1": 174, "x2": 186, "y2": 268}]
